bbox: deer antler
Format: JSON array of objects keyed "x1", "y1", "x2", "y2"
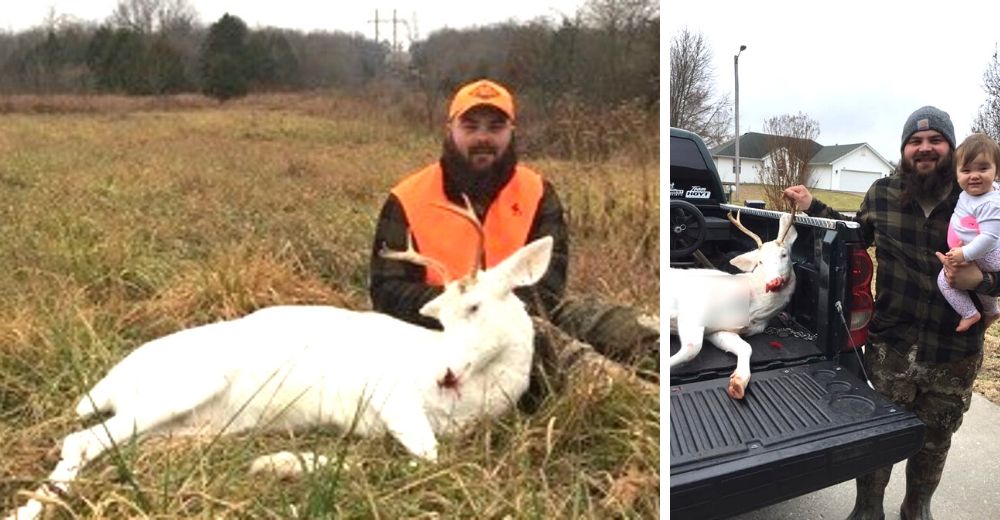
[
  {"x1": 379, "y1": 233, "x2": 452, "y2": 284},
  {"x1": 433, "y1": 194, "x2": 485, "y2": 280},
  {"x1": 777, "y1": 204, "x2": 798, "y2": 245},
  {"x1": 727, "y1": 210, "x2": 764, "y2": 248}
]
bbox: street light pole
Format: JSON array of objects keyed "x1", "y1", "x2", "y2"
[{"x1": 734, "y1": 44, "x2": 746, "y2": 202}]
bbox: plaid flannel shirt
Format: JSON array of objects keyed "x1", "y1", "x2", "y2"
[{"x1": 808, "y1": 175, "x2": 996, "y2": 362}]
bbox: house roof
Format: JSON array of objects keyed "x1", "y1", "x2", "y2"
[
  {"x1": 809, "y1": 143, "x2": 865, "y2": 164},
  {"x1": 710, "y1": 132, "x2": 822, "y2": 160},
  {"x1": 711, "y1": 132, "x2": 893, "y2": 168},
  {"x1": 810, "y1": 143, "x2": 894, "y2": 168}
]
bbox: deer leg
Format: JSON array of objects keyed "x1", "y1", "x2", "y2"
[
  {"x1": 705, "y1": 331, "x2": 752, "y2": 399},
  {"x1": 7, "y1": 376, "x2": 229, "y2": 520},
  {"x1": 5, "y1": 412, "x2": 159, "y2": 520},
  {"x1": 378, "y1": 398, "x2": 439, "y2": 463},
  {"x1": 669, "y1": 307, "x2": 704, "y2": 368}
]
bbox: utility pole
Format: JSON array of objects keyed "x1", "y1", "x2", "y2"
[
  {"x1": 368, "y1": 9, "x2": 389, "y2": 43},
  {"x1": 368, "y1": 9, "x2": 380, "y2": 45},
  {"x1": 734, "y1": 44, "x2": 747, "y2": 201},
  {"x1": 368, "y1": 9, "x2": 410, "y2": 52}
]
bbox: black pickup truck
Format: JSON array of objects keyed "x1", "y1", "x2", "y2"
[{"x1": 668, "y1": 127, "x2": 926, "y2": 519}]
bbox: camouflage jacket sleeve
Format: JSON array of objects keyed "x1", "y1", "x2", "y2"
[
  {"x1": 515, "y1": 180, "x2": 569, "y2": 318},
  {"x1": 369, "y1": 193, "x2": 445, "y2": 329}
]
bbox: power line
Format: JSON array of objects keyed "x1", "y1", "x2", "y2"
[{"x1": 367, "y1": 9, "x2": 413, "y2": 51}]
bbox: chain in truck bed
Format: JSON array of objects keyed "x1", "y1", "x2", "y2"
[{"x1": 763, "y1": 312, "x2": 818, "y2": 341}]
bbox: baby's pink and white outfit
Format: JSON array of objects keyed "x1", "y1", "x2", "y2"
[{"x1": 938, "y1": 187, "x2": 1000, "y2": 320}]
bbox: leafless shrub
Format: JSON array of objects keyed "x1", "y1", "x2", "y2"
[
  {"x1": 669, "y1": 28, "x2": 731, "y2": 147},
  {"x1": 759, "y1": 112, "x2": 820, "y2": 209},
  {"x1": 974, "y1": 48, "x2": 1000, "y2": 143},
  {"x1": 523, "y1": 94, "x2": 658, "y2": 163}
]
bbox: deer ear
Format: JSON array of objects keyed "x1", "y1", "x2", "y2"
[
  {"x1": 729, "y1": 249, "x2": 760, "y2": 272},
  {"x1": 420, "y1": 297, "x2": 443, "y2": 319},
  {"x1": 492, "y1": 236, "x2": 553, "y2": 288}
]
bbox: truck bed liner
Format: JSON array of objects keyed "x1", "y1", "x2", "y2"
[
  {"x1": 669, "y1": 314, "x2": 827, "y2": 383},
  {"x1": 670, "y1": 360, "x2": 925, "y2": 519}
]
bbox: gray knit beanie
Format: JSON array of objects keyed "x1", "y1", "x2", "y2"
[{"x1": 900, "y1": 105, "x2": 956, "y2": 151}]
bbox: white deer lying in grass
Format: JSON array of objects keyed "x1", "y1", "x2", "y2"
[
  {"x1": 5, "y1": 198, "x2": 552, "y2": 520},
  {"x1": 669, "y1": 210, "x2": 798, "y2": 400}
]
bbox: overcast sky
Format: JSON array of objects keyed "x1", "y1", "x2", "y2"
[
  {"x1": 668, "y1": 0, "x2": 1000, "y2": 162},
  {"x1": 2, "y1": 1, "x2": 587, "y2": 44}
]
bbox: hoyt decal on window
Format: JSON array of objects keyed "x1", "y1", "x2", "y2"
[{"x1": 685, "y1": 186, "x2": 711, "y2": 199}]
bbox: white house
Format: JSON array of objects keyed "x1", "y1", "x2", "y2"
[
  {"x1": 808, "y1": 143, "x2": 894, "y2": 192},
  {"x1": 710, "y1": 132, "x2": 894, "y2": 193}
]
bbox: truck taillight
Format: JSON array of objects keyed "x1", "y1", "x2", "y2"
[{"x1": 845, "y1": 246, "x2": 874, "y2": 350}]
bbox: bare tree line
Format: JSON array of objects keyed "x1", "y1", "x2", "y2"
[
  {"x1": 669, "y1": 28, "x2": 732, "y2": 147},
  {"x1": 974, "y1": 47, "x2": 1000, "y2": 142},
  {"x1": 673, "y1": 27, "x2": 1000, "y2": 176},
  {"x1": 0, "y1": 0, "x2": 658, "y2": 114},
  {"x1": 670, "y1": 28, "x2": 828, "y2": 201}
]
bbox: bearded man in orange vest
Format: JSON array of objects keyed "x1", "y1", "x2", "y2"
[{"x1": 368, "y1": 79, "x2": 658, "y2": 400}]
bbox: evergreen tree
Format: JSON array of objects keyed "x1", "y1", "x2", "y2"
[
  {"x1": 200, "y1": 13, "x2": 250, "y2": 101},
  {"x1": 246, "y1": 30, "x2": 301, "y2": 89},
  {"x1": 148, "y1": 37, "x2": 189, "y2": 93},
  {"x1": 86, "y1": 26, "x2": 150, "y2": 94}
]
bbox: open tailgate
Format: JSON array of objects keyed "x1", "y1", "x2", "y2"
[{"x1": 669, "y1": 360, "x2": 925, "y2": 519}]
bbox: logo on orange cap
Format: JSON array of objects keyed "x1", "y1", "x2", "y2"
[{"x1": 448, "y1": 79, "x2": 515, "y2": 121}]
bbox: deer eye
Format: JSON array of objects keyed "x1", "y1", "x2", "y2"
[{"x1": 466, "y1": 303, "x2": 480, "y2": 316}]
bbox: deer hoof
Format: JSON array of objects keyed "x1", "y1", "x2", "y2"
[
  {"x1": 249, "y1": 451, "x2": 330, "y2": 480},
  {"x1": 728, "y1": 373, "x2": 748, "y2": 399}
]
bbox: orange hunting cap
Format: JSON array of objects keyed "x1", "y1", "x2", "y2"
[{"x1": 448, "y1": 79, "x2": 515, "y2": 122}]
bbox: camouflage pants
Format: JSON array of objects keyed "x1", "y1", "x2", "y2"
[
  {"x1": 548, "y1": 296, "x2": 660, "y2": 371},
  {"x1": 519, "y1": 296, "x2": 660, "y2": 411},
  {"x1": 856, "y1": 341, "x2": 983, "y2": 498}
]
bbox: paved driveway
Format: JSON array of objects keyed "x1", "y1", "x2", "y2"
[{"x1": 728, "y1": 393, "x2": 1000, "y2": 519}]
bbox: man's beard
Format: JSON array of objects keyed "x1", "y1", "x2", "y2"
[
  {"x1": 440, "y1": 135, "x2": 518, "y2": 206},
  {"x1": 899, "y1": 150, "x2": 955, "y2": 204}
]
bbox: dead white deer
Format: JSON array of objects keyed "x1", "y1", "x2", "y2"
[
  {"x1": 668, "y1": 209, "x2": 798, "y2": 399},
  {"x1": 4, "y1": 197, "x2": 552, "y2": 520}
]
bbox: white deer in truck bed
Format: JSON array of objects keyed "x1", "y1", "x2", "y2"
[
  {"x1": 4, "y1": 197, "x2": 552, "y2": 520},
  {"x1": 668, "y1": 210, "x2": 798, "y2": 399}
]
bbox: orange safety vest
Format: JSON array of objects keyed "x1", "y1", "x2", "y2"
[{"x1": 391, "y1": 163, "x2": 543, "y2": 285}]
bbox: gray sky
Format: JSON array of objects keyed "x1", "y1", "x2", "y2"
[
  {"x1": 668, "y1": 0, "x2": 1000, "y2": 162},
  {"x1": 2, "y1": 1, "x2": 587, "y2": 43}
]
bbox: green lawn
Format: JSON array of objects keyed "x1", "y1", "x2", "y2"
[{"x1": 730, "y1": 184, "x2": 865, "y2": 212}]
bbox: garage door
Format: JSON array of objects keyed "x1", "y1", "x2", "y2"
[{"x1": 839, "y1": 169, "x2": 879, "y2": 193}]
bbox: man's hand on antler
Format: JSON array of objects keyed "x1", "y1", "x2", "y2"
[{"x1": 782, "y1": 185, "x2": 813, "y2": 211}]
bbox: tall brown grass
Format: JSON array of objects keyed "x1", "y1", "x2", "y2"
[{"x1": 0, "y1": 92, "x2": 658, "y2": 518}]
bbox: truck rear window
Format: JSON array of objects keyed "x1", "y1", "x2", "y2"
[{"x1": 670, "y1": 135, "x2": 710, "y2": 170}]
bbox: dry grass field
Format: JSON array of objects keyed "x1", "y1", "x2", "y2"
[
  {"x1": 975, "y1": 324, "x2": 1000, "y2": 402},
  {"x1": 0, "y1": 92, "x2": 660, "y2": 518}
]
